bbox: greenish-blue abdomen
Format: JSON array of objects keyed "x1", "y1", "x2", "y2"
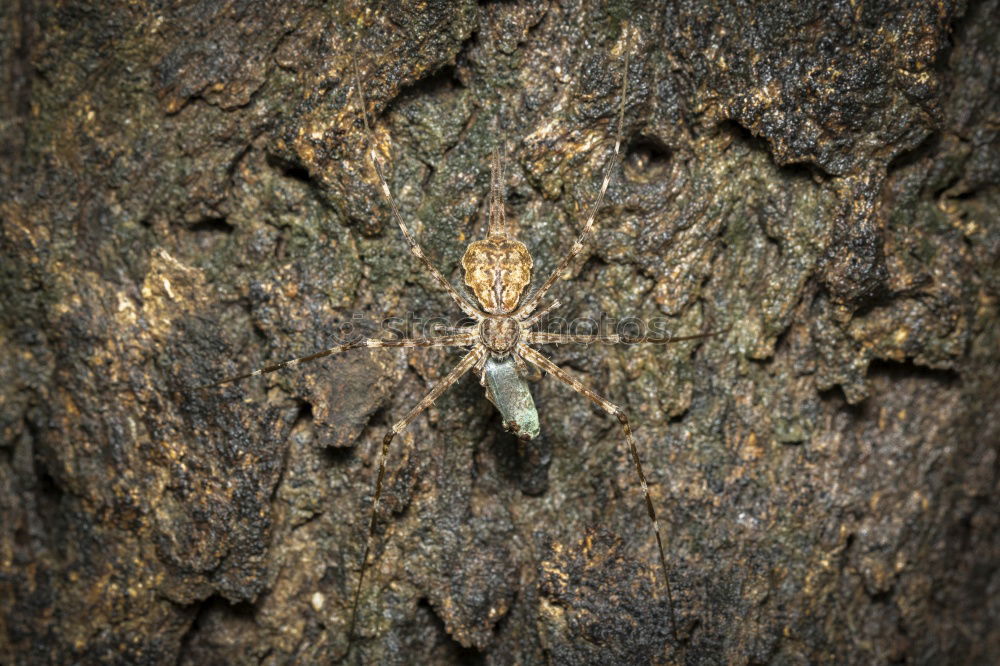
[{"x1": 483, "y1": 356, "x2": 539, "y2": 440}]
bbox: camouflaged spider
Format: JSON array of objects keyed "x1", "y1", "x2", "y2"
[{"x1": 203, "y1": 32, "x2": 718, "y2": 644}]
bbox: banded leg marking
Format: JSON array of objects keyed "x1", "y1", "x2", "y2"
[
  {"x1": 526, "y1": 330, "x2": 726, "y2": 346},
  {"x1": 197, "y1": 333, "x2": 476, "y2": 389},
  {"x1": 517, "y1": 42, "x2": 630, "y2": 318},
  {"x1": 520, "y1": 299, "x2": 562, "y2": 329},
  {"x1": 517, "y1": 342, "x2": 679, "y2": 640},
  {"x1": 347, "y1": 345, "x2": 485, "y2": 642},
  {"x1": 349, "y1": 54, "x2": 482, "y2": 319}
]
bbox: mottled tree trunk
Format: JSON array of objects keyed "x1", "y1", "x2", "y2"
[{"x1": 2, "y1": 1, "x2": 997, "y2": 664}]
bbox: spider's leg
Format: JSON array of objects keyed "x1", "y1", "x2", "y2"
[
  {"x1": 431, "y1": 324, "x2": 478, "y2": 336},
  {"x1": 348, "y1": 345, "x2": 485, "y2": 644},
  {"x1": 525, "y1": 330, "x2": 727, "y2": 345},
  {"x1": 196, "y1": 334, "x2": 476, "y2": 389},
  {"x1": 516, "y1": 36, "x2": 630, "y2": 318},
  {"x1": 350, "y1": 53, "x2": 482, "y2": 319},
  {"x1": 517, "y1": 342, "x2": 679, "y2": 641},
  {"x1": 519, "y1": 298, "x2": 561, "y2": 330}
]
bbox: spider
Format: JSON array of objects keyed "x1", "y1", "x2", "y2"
[{"x1": 203, "y1": 29, "x2": 718, "y2": 646}]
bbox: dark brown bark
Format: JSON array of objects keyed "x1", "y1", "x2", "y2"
[{"x1": 2, "y1": 1, "x2": 997, "y2": 664}]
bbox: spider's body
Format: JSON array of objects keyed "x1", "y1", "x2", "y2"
[
  {"x1": 462, "y1": 157, "x2": 543, "y2": 440},
  {"x1": 201, "y1": 28, "x2": 722, "y2": 647}
]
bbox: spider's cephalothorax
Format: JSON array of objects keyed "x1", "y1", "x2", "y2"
[
  {"x1": 478, "y1": 315, "x2": 521, "y2": 355},
  {"x1": 202, "y1": 28, "x2": 723, "y2": 649}
]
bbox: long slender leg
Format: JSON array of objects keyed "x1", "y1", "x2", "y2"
[
  {"x1": 430, "y1": 324, "x2": 478, "y2": 336},
  {"x1": 197, "y1": 333, "x2": 476, "y2": 389},
  {"x1": 526, "y1": 330, "x2": 726, "y2": 345},
  {"x1": 516, "y1": 42, "x2": 630, "y2": 318},
  {"x1": 348, "y1": 345, "x2": 485, "y2": 644},
  {"x1": 349, "y1": 53, "x2": 482, "y2": 319},
  {"x1": 517, "y1": 342, "x2": 679, "y2": 640}
]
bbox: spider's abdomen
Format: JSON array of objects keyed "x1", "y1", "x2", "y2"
[
  {"x1": 483, "y1": 356, "x2": 539, "y2": 441},
  {"x1": 461, "y1": 238, "x2": 532, "y2": 313}
]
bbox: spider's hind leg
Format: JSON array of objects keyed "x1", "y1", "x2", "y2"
[
  {"x1": 347, "y1": 346, "x2": 484, "y2": 647},
  {"x1": 517, "y1": 342, "x2": 679, "y2": 641}
]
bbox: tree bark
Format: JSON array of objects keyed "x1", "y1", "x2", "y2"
[{"x1": 2, "y1": 1, "x2": 997, "y2": 664}]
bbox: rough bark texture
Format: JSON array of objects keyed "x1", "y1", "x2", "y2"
[{"x1": 2, "y1": 1, "x2": 998, "y2": 664}]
